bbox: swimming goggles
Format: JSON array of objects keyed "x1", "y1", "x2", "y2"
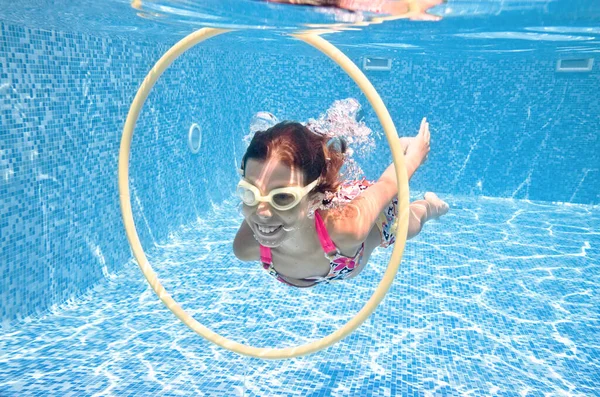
[{"x1": 236, "y1": 178, "x2": 320, "y2": 211}]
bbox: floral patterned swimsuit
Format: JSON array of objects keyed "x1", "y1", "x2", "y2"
[
  {"x1": 260, "y1": 210, "x2": 366, "y2": 288},
  {"x1": 259, "y1": 179, "x2": 399, "y2": 288}
]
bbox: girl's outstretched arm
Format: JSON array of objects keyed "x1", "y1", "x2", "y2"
[{"x1": 324, "y1": 118, "x2": 431, "y2": 244}]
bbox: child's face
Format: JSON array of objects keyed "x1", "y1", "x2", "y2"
[{"x1": 241, "y1": 157, "x2": 312, "y2": 248}]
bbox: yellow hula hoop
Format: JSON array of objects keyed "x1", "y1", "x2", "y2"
[{"x1": 118, "y1": 28, "x2": 410, "y2": 359}]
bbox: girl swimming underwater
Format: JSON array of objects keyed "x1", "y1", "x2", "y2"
[{"x1": 233, "y1": 117, "x2": 449, "y2": 288}]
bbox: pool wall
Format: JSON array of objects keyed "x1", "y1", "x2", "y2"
[{"x1": 1, "y1": 21, "x2": 598, "y2": 327}]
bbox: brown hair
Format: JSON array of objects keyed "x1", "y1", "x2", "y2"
[{"x1": 241, "y1": 121, "x2": 347, "y2": 194}]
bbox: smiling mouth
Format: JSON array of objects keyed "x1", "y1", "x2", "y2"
[{"x1": 255, "y1": 223, "x2": 283, "y2": 236}]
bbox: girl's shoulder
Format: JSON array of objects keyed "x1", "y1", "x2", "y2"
[
  {"x1": 308, "y1": 178, "x2": 376, "y2": 239},
  {"x1": 313, "y1": 179, "x2": 377, "y2": 252}
]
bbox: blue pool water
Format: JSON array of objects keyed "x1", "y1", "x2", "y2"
[
  {"x1": 1, "y1": 0, "x2": 599, "y2": 395},
  {"x1": 1, "y1": 196, "x2": 599, "y2": 395}
]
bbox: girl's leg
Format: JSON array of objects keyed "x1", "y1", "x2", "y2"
[{"x1": 407, "y1": 192, "x2": 449, "y2": 239}]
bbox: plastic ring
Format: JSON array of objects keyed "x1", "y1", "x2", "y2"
[{"x1": 118, "y1": 28, "x2": 409, "y2": 359}]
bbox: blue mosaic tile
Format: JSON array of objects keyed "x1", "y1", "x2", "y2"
[
  {"x1": 0, "y1": 195, "x2": 598, "y2": 395},
  {"x1": 1, "y1": 7, "x2": 600, "y2": 395}
]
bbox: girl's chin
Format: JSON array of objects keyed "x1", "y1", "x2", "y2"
[
  {"x1": 257, "y1": 239, "x2": 283, "y2": 248},
  {"x1": 254, "y1": 234, "x2": 287, "y2": 248}
]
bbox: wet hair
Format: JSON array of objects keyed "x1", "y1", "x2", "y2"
[{"x1": 241, "y1": 121, "x2": 347, "y2": 194}]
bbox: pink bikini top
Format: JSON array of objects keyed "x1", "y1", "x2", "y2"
[{"x1": 259, "y1": 211, "x2": 365, "y2": 288}]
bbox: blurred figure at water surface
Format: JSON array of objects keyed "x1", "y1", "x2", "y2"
[{"x1": 265, "y1": 0, "x2": 444, "y2": 21}]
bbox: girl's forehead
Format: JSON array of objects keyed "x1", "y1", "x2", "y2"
[{"x1": 245, "y1": 158, "x2": 303, "y2": 187}]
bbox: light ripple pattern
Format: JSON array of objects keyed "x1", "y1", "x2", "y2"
[{"x1": 0, "y1": 195, "x2": 599, "y2": 396}]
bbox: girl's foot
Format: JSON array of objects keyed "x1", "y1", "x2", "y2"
[
  {"x1": 399, "y1": 137, "x2": 415, "y2": 154},
  {"x1": 405, "y1": 117, "x2": 431, "y2": 167},
  {"x1": 424, "y1": 192, "x2": 449, "y2": 219}
]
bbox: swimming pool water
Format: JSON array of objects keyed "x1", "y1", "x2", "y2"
[
  {"x1": 1, "y1": 0, "x2": 600, "y2": 395},
  {"x1": 1, "y1": 194, "x2": 598, "y2": 396}
]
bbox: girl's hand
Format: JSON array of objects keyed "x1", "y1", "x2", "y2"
[{"x1": 405, "y1": 117, "x2": 431, "y2": 168}]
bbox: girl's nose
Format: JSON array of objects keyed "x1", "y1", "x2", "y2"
[{"x1": 256, "y1": 201, "x2": 272, "y2": 218}]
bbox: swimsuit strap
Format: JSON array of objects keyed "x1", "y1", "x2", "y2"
[
  {"x1": 314, "y1": 211, "x2": 338, "y2": 256},
  {"x1": 259, "y1": 210, "x2": 337, "y2": 264},
  {"x1": 260, "y1": 245, "x2": 272, "y2": 265}
]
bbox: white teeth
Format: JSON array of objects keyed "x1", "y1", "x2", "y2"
[{"x1": 257, "y1": 224, "x2": 280, "y2": 234}]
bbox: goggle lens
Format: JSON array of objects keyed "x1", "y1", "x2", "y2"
[
  {"x1": 237, "y1": 186, "x2": 256, "y2": 205},
  {"x1": 272, "y1": 192, "x2": 296, "y2": 208}
]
